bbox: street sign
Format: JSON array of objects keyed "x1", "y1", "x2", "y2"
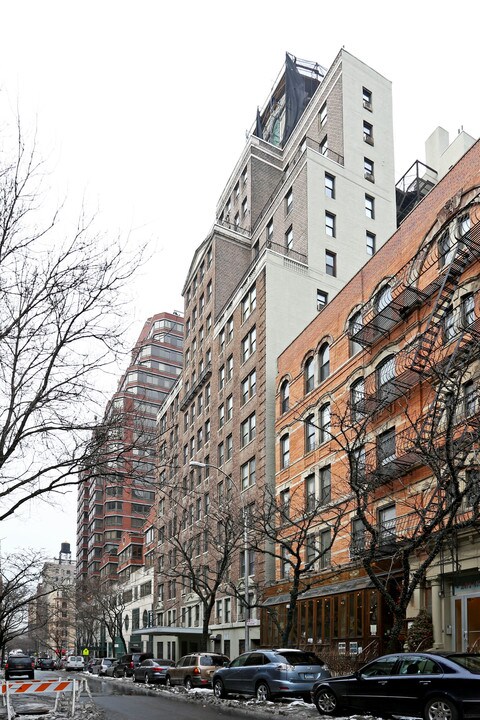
[{"x1": 82, "y1": 648, "x2": 89, "y2": 656}]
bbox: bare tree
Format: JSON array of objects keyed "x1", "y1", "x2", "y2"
[
  {"x1": 0, "y1": 121, "x2": 144, "y2": 522},
  {"x1": 78, "y1": 577, "x2": 128, "y2": 657},
  {"x1": 250, "y1": 482, "x2": 347, "y2": 647}
]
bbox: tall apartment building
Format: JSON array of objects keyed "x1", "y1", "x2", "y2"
[
  {"x1": 268, "y1": 140, "x2": 480, "y2": 655},
  {"x1": 76, "y1": 311, "x2": 184, "y2": 583},
  {"x1": 33, "y1": 543, "x2": 76, "y2": 658},
  {"x1": 141, "y1": 49, "x2": 398, "y2": 660}
]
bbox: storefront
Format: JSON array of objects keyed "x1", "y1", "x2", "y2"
[{"x1": 451, "y1": 575, "x2": 480, "y2": 652}]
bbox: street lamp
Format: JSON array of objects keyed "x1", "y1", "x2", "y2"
[{"x1": 189, "y1": 460, "x2": 250, "y2": 652}]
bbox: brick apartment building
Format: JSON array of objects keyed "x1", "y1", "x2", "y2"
[
  {"x1": 137, "y1": 48, "x2": 401, "y2": 660},
  {"x1": 76, "y1": 311, "x2": 184, "y2": 583},
  {"x1": 267, "y1": 139, "x2": 480, "y2": 656}
]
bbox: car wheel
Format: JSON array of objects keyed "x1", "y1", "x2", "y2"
[
  {"x1": 424, "y1": 697, "x2": 458, "y2": 720},
  {"x1": 184, "y1": 677, "x2": 192, "y2": 691},
  {"x1": 256, "y1": 681, "x2": 271, "y2": 702},
  {"x1": 132, "y1": 674, "x2": 137, "y2": 683},
  {"x1": 165, "y1": 675, "x2": 172, "y2": 687},
  {"x1": 145, "y1": 674, "x2": 153, "y2": 685},
  {"x1": 213, "y1": 678, "x2": 228, "y2": 699},
  {"x1": 314, "y1": 687, "x2": 340, "y2": 715}
]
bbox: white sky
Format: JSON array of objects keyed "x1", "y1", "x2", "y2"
[{"x1": 1, "y1": 0, "x2": 479, "y2": 559}]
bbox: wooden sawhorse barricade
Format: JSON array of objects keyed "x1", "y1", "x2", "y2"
[{"x1": 1, "y1": 677, "x2": 92, "y2": 718}]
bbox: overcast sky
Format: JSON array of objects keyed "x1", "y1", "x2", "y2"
[{"x1": 1, "y1": 0, "x2": 479, "y2": 559}]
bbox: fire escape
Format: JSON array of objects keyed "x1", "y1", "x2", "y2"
[{"x1": 348, "y1": 193, "x2": 480, "y2": 556}]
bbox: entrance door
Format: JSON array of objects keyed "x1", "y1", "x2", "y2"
[{"x1": 454, "y1": 595, "x2": 480, "y2": 652}]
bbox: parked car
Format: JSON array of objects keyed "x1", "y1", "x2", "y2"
[
  {"x1": 113, "y1": 652, "x2": 153, "y2": 678},
  {"x1": 166, "y1": 653, "x2": 230, "y2": 690},
  {"x1": 104, "y1": 660, "x2": 120, "y2": 678},
  {"x1": 213, "y1": 648, "x2": 330, "y2": 701},
  {"x1": 311, "y1": 651, "x2": 480, "y2": 719},
  {"x1": 133, "y1": 658, "x2": 175, "y2": 684},
  {"x1": 89, "y1": 657, "x2": 115, "y2": 676},
  {"x1": 38, "y1": 657, "x2": 56, "y2": 670},
  {"x1": 65, "y1": 655, "x2": 85, "y2": 671},
  {"x1": 4, "y1": 654, "x2": 35, "y2": 680}
]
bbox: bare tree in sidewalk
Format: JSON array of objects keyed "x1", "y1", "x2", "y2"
[
  {"x1": 249, "y1": 480, "x2": 348, "y2": 647},
  {"x1": 0, "y1": 121, "x2": 145, "y2": 523},
  {"x1": 77, "y1": 576, "x2": 129, "y2": 658}
]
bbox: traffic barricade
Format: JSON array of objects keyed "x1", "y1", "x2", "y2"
[{"x1": 1, "y1": 677, "x2": 83, "y2": 719}]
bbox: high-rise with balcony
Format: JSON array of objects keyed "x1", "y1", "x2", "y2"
[
  {"x1": 145, "y1": 49, "x2": 398, "y2": 660},
  {"x1": 76, "y1": 311, "x2": 184, "y2": 582}
]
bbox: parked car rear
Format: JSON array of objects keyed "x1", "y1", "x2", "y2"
[
  {"x1": 5, "y1": 654, "x2": 35, "y2": 680},
  {"x1": 166, "y1": 653, "x2": 230, "y2": 690},
  {"x1": 65, "y1": 655, "x2": 85, "y2": 671},
  {"x1": 38, "y1": 657, "x2": 55, "y2": 670},
  {"x1": 213, "y1": 648, "x2": 331, "y2": 701},
  {"x1": 89, "y1": 657, "x2": 115, "y2": 676},
  {"x1": 133, "y1": 658, "x2": 175, "y2": 684}
]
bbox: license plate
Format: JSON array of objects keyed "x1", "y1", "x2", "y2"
[{"x1": 304, "y1": 673, "x2": 315, "y2": 679}]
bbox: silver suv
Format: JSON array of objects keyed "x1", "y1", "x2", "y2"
[{"x1": 212, "y1": 648, "x2": 330, "y2": 701}]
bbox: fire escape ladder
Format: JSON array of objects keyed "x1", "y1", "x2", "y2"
[{"x1": 410, "y1": 243, "x2": 471, "y2": 374}]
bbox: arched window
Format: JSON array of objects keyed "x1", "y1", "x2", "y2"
[
  {"x1": 305, "y1": 414, "x2": 316, "y2": 452},
  {"x1": 319, "y1": 403, "x2": 331, "y2": 443},
  {"x1": 351, "y1": 378, "x2": 365, "y2": 420},
  {"x1": 349, "y1": 311, "x2": 363, "y2": 356},
  {"x1": 305, "y1": 357, "x2": 314, "y2": 393},
  {"x1": 280, "y1": 379, "x2": 290, "y2": 414},
  {"x1": 318, "y1": 343, "x2": 330, "y2": 382},
  {"x1": 375, "y1": 285, "x2": 392, "y2": 312},
  {"x1": 376, "y1": 355, "x2": 395, "y2": 402},
  {"x1": 280, "y1": 434, "x2": 290, "y2": 469}
]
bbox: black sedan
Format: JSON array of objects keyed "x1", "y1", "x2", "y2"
[
  {"x1": 132, "y1": 658, "x2": 175, "y2": 685},
  {"x1": 38, "y1": 657, "x2": 56, "y2": 670},
  {"x1": 311, "y1": 652, "x2": 480, "y2": 720}
]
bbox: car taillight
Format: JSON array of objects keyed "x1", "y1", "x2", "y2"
[
  {"x1": 5, "y1": 663, "x2": 9, "y2": 670},
  {"x1": 276, "y1": 663, "x2": 295, "y2": 671},
  {"x1": 193, "y1": 666, "x2": 201, "y2": 675},
  {"x1": 129, "y1": 662, "x2": 134, "y2": 669}
]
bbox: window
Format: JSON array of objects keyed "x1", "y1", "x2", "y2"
[
  {"x1": 241, "y1": 413, "x2": 256, "y2": 447},
  {"x1": 365, "y1": 194, "x2": 375, "y2": 219},
  {"x1": 218, "y1": 403, "x2": 225, "y2": 428},
  {"x1": 463, "y1": 380, "x2": 476, "y2": 417},
  {"x1": 226, "y1": 433, "x2": 233, "y2": 460},
  {"x1": 325, "y1": 173, "x2": 335, "y2": 199},
  {"x1": 363, "y1": 120, "x2": 374, "y2": 145},
  {"x1": 285, "y1": 188, "x2": 293, "y2": 215},
  {"x1": 205, "y1": 383, "x2": 211, "y2": 407},
  {"x1": 234, "y1": 212, "x2": 240, "y2": 228},
  {"x1": 362, "y1": 86, "x2": 372, "y2": 110},
  {"x1": 280, "y1": 434, "x2": 290, "y2": 468},
  {"x1": 317, "y1": 289, "x2": 328, "y2": 310},
  {"x1": 325, "y1": 211, "x2": 336, "y2": 237},
  {"x1": 318, "y1": 343, "x2": 330, "y2": 382},
  {"x1": 364, "y1": 157, "x2": 374, "y2": 181},
  {"x1": 319, "y1": 528, "x2": 331, "y2": 568},
  {"x1": 227, "y1": 317, "x2": 234, "y2": 343},
  {"x1": 206, "y1": 280, "x2": 212, "y2": 300},
  {"x1": 219, "y1": 328, "x2": 225, "y2": 352},
  {"x1": 241, "y1": 286, "x2": 256, "y2": 322},
  {"x1": 366, "y1": 231, "x2": 376, "y2": 256},
  {"x1": 218, "y1": 364, "x2": 225, "y2": 389},
  {"x1": 241, "y1": 327, "x2": 256, "y2": 362},
  {"x1": 280, "y1": 544, "x2": 290, "y2": 578},
  {"x1": 377, "y1": 355, "x2": 395, "y2": 401},
  {"x1": 320, "y1": 136, "x2": 328, "y2": 156},
  {"x1": 218, "y1": 441, "x2": 225, "y2": 466},
  {"x1": 443, "y1": 305, "x2": 455, "y2": 341},
  {"x1": 376, "y1": 284, "x2": 392, "y2": 311},
  {"x1": 351, "y1": 378, "x2": 365, "y2": 419},
  {"x1": 197, "y1": 427, "x2": 203, "y2": 449},
  {"x1": 319, "y1": 465, "x2": 331, "y2": 504},
  {"x1": 319, "y1": 402, "x2": 331, "y2": 443},
  {"x1": 304, "y1": 357, "x2": 314, "y2": 393},
  {"x1": 285, "y1": 225, "x2": 293, "y2": 250},
  {"x1": 305, "y1": 414, "x2": 316, "y2": 452},
  {"x1": 461, "y1": 293, "x2": 475, "y2": 327},
  {"x1": 242, "y1": 165, "x2": 248, "y2": 187},
  {"x1": 241, "y1": 458, "x2": 256, "y2": 490},
  {"x1": 353, "y1": 445, "x2": 366, "y2": 485},
  {"x1": 377, "y1": 427, "x2": 396, "y2": 466},
  {"x1": 319, "y1": 102, "x2": 327, "y2": 126},
  {"x1": 305, "y1": 474, "x2": 316, "y2": 511},
  {"x1": 378, "y1": 505, "x2": 396, "y2": 544},
  {"x1": 351, "y1": 517, "x2": 365, "y2": 557},
  {"x1": 280, "y1": 488, "x2": 290, "y2": 519},
  {"x1": 458, "y1": 213, "x2": 471, "y2": 237},
  {"x1": 226, "y1": 394, "x2": 233, "y2": 421},
  {"x1": 349, "y1": 311, "x2": 363, "y2": 355},
  {"x1": 241, "y1": 369, "x2": 257, "y2": 405},
  {"x1": 280, "y1": 379, "x2": 289, "y2": 414},
  {"x1": 242, "y1": 197, "x2": 248, "y2": 218},
  {"x1": 325, "y1": 250, "x2": 336, "y2": 276},
  {"x1": 306, "y1": 534, "x2": 316, "y2": 568},
  {"x1": 266, "y1": 219, "x2": 273, "y2": 242}
]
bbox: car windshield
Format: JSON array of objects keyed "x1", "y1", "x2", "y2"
[
  {"x1": 276, "y1": 651, "x2": 324, "y2": 666},
  {"x1": 200, "y1": 655, "x2": 228, "y2": 666},
  {"x1": 103, "y1": 660, "x2": 112, "y2": 666},
  {"x1": 449, "y1": 654, "x2": 480, "y2": 674}
]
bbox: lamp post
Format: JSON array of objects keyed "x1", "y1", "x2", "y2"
[{"x1": 189, "y1": 460, "x2": 250, "y2": 653}]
